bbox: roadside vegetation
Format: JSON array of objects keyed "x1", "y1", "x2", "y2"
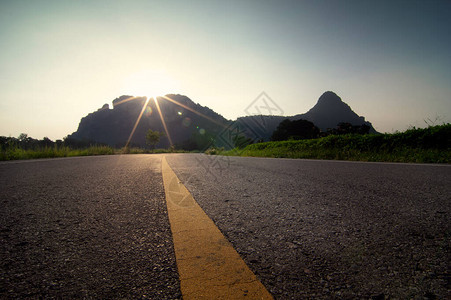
[
  {"x1": 2, "y1": 124, "x2": 449, "y2": 163},
  {"x1": 209, "y1": 124, "x2": 451, "y2": 164},
  {"x1": 0, "y1": 144, "x2": 115, "y2": 161},
  {"x1": 0, "y1": 132, "x2": 184, "y2": 161},
  {"x1": 0, "y1": 133, "x2": 115, "y2": 161}
]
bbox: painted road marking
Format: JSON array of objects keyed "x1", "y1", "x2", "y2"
[{"x1": 162, "y1": 156, "x2": 273, "y2": 299}]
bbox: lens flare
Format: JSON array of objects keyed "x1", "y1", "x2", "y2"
[
  {"x1": 154, "y1": 96, "x2": 173, "y2": 147},
  {"x1": 124, "y1": 97, "x2": 151, "y2": 149},
  {"x1": 161, "y1": 95, "x2": 227, "y2": 128},
  {"x1": 182, "y1": 117, "x2": 191, "y2": 127},
  {"x1": 145, "y1": 106, "x2": 152, "y2": 117},
  {"x1": 114, "y1": 96, "x2": 142, "y2": 107}
]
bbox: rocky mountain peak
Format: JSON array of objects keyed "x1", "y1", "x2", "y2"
[
  {"x1": 314, "y1": 91, "x2": 350, "y2": 111},
  {"x1": 295, "y1": 91, "x2": 374, "y2": 132},
  {"x1": 318, "y1": 91, "x2": 340, "y2": 103}
]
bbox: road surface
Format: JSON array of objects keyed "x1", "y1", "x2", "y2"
[
  {"x1": 0, "y1": 155, "x2": 180, "y2": 298},
  {"x1": 1, "y1": 154, "x2": 450, "y2": 298}
]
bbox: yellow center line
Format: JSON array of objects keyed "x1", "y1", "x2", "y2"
[{"x1": 161, "y1": 156, "x2": 273, "y2": 299}]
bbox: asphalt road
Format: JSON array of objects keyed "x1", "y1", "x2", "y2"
[
  {"x1": 1, "y1": 154, "x2": 450, "y2": 298},
  {"x1": 0, "y1": 155, "x2": 180, "y2": 298},
  {"x1": 166, "y1": 154, "x2": 450, "y2": 299}
]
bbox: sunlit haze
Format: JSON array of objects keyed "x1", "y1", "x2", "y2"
[{"x1": 1, "y1": 0, "x2": 450, "y2": 140}]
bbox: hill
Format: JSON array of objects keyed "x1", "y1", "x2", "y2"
[
  {"x1": 68, "y1": 91, "x2": 377, "y2": 149},
  {"x1": 236, "y1": 91, "x2": 376, "y2": 141},
  {"x1": 68, "y1": 94, "x2": 229, "y2": 149}
]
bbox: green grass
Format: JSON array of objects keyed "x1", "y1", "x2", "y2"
[
  {"x1": 214, "y1": 124, "x2": 451, "y2": 164},
  {"x1": 0, "y1": 145, "x2": 191, "y2": 161},
  {"x1": 0, "y1": 145, "x2": 115, "y2": 161}
]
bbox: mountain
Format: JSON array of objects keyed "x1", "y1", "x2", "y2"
[
  {"x1": 67, "y1": 94, "x2": 229, "y2": 149},
  {"x1": 295, "y1": 91, "x2": 375, "y2": 131},
  {"x1": 236, "y1": 91, "x2": 377, "y2": 141},
  {"x1": 68, "y1": 91, "x2": 377, "y2": 149}
]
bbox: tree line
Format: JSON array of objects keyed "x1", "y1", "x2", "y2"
[
  {"x1": 230, "y1": 119, "x2": 371, "y2": 149},
  {"x1": 0, "y1": 133, "x2": 106, "y2": 150},
  {"x1": 271, "y1": 119, "x2": 370, "y2": 141}
]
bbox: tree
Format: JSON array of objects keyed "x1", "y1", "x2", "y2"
[
  {"x1": 17, "y1": 133, "x2": 34, "y2": 149},
  {"x1": 39, "y1": 137, "x2": 54, "y2": 148},
  {"x1": 146, "y1": 129, "x2": 165, "y2": 150},
  {"x1": 18, "y1": 133, "x2": 28, "y2": 141},
  {"x1": 271, "y1": 119, "x2": 320, "y2": 141},
  {"x1": 233, "y1": 134, "x2": 253, "y2": 149},
  {"x1": 329, "y1": 122, "x2": 371, "y2": 135}
]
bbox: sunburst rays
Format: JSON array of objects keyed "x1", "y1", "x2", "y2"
[
  {"x1": 115, "y1": 94, "x2": 225, "y2": 151},
  {"x1": 154, "y1": 96, "x2": 173, "y2": 147},
  {"x1": 124, "y1": 97, "x2": 151, "y2": 149}
]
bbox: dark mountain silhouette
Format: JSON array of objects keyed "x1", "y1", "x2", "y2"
[
  {"x1": 68, "y1": 91, "x2": 377, "y2": 149},
  {"x1": 236, "y1": 91, "x2": 377, "y2": 140},
  {"x1": 296, "y1": 91, "x2": 375, "y2": 131},
  {"x1": 68, "y1": 94, "x2": 229, "y2": 148}
]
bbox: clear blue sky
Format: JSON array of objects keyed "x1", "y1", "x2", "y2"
[{"x1": 1, "y1": 0, "x2": 450, "y2": 139}]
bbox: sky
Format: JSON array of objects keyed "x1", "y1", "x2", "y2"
[{"x1": 1, "y1": 0, "x2": 450, "y2": 140}]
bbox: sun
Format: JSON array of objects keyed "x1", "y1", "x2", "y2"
[{"x1": 122, "y1": 69, "x2": 179, "y2": 99}]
